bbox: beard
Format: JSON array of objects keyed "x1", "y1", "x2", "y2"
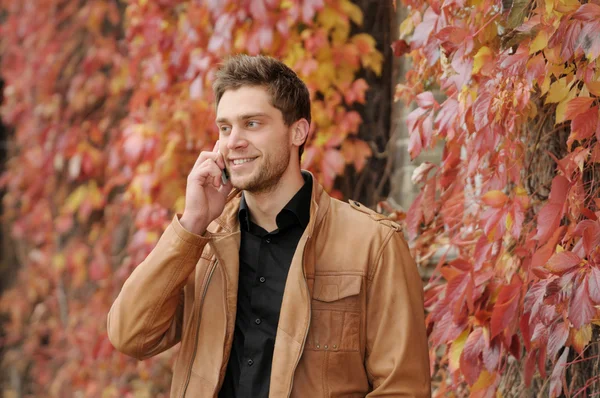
[{"x1": 230, "y1": 142, "x2": 291, "y2": 195}]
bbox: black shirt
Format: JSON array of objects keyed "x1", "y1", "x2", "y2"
[{"x1": 219, "y1": 174, "x2": 312, "y2": 398}]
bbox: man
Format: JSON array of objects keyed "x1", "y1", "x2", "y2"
[{"x1": 107, "y1": 54, "x2": 431, "y2": 397}]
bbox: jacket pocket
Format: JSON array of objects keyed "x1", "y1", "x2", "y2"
[{"x1": 305, "y1": 275, "x2": 362, "y2": 352}]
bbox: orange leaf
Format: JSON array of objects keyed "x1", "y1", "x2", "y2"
[
  {"x1": 481, "y1": 190, "x2": 508, "y2": 208},
  {"x1": 564, "y1": 97, "x2": 594, "y2": 121}
]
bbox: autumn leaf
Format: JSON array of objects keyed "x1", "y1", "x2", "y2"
[
  {"x1": 490, "y1": 276, "x2": 522, "y2": 338},
  {"x1": 589, "y1": 266, "x2": 600, "y2": 303},
  {"x1": 568, "y1": 105, "x2": 599, "y2": 148},
  {"x1": 549, "y1": 348, "x2": 569, "y2": 398},
  {"x1": 481, "y1": 190, "x2": 509, "y2": 208},
  {"x1": 547, "y1": 321, "x2": 568, "y2": 360},
  {"x1": 564, "y1": 97, "x2": 595, "y2": 121},
  {"x1": 569, "y1": 278, "x2": 597, "y2": 328},
  {"x1": 449, "y1": 328, "x2": 469, "y2": 372},
  {"x1": 545, "y1": 77, "x2": 570, "y2": 104},
  {"x1": 460, "y1": 327, "x2": 485, "y2": 385},
  {"x1": 569, "y1": 324, "x2": 592, "y2": 355},
  {"x1": 546, "y1": 251, "x2": 581, "y2": 273}
]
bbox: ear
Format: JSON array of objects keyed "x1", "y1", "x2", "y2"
[{"x1": 291, "y1": 118, "x2": 310, "y2": 147}]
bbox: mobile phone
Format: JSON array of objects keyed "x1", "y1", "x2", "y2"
[{"x1": 221, "y1": 167, "x2": 229, "y2": 185}]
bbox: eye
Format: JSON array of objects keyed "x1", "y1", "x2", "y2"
[
  {"x1": 219, "y1": 125, "x2": 231, "y2": 133},
  {"x1": 247, "y1": 121, "x2": 260, "y2": 128}
]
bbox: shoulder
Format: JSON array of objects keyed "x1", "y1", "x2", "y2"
[{"x1": 329, "y1": 198, "x2": 402, "y2": 233}]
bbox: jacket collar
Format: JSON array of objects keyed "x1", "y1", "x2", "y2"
[{"x1": 213, "y1": 170, "x2": 330, "y2": 237}]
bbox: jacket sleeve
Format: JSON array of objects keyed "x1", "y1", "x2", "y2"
[
  {"x1": 365, "y1": 227, "x2": 431, "y2": 397},
  {"x1": 107, "y1": 215, "x2": 210, "y2": 360}
]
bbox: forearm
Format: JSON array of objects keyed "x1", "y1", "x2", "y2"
[{"x1": 107, "y1": 215, "x2": 210, "y2": 359}]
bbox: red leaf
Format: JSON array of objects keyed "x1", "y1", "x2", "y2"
[
  {"x1": 564, "y1": 97, "x2": 594, "y2": 121},
  {"x1": 524, "y1": 349, "x2": 537, "y2": 387},
  {"x1": 534, "y1": 203, "x2": 564, "y2": 242},
  {"x1": 547, "y1": 321, "x2": 569, "y2": 360},
  {"x1": 572, "y1": 3, "x2": 600, "y2": 22},
  {"x1": 569, "y1": 105, "x2": 599, "y2": 147},
  {"x1": 524, "y1": 280, "x2": 547, "y2": 321},
  {"x1": 525, "y1": 53, "x2": 545, "y2": 86},
  {"x1": 391, "y1": 39, "x2": 410, "y2": 57},
  {"x1": 549, "y1": 348, "x2": 569, "y2": 398},
  {"x1": 406, "y1": 191, "x2": 423, "y2": 240},
  {"x1": 569, "y1": 278, "x2": 597, "y2": 328},
  {"x1": 490, "y1": 276, "x2": 522, "y2": 338},
  {"x1": 546, "y1": 252, "x2": 581, "y2": 273},
  {"x1": 574, "y1": 220, "x2": 600, "y2": 256},
  {"x1": 483, "y1": 339, "x2": 501, "y2": 372},
  {"x1": 460, "y1": 328, "x2": 485, "y2": 385},
  {"x1": 589, "y1": 266, "x2": 600, "y2": 303}
]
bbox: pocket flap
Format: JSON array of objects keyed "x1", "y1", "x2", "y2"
[{"x1": 313, "y1": 275, "x2": 362, "y2": 302}]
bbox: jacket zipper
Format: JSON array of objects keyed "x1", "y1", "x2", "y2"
[
  {"x1": 181, "y1": 259, "x2": 218, "y2": 397},
  {"x1": 287, "y1": 237, "x2": 311, "y2": 397}
]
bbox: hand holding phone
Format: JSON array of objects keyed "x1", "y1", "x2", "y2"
[{"x1": 180, "y1": 141, "x2": 232, "y2": 234}]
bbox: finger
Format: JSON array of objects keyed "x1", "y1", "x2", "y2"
[
  {"x1": 194, "y1": 160, "x2": 222, "y2": 186},
  {"x1": 215, "y1": 149, "x2": 225, "y2": 170},
  {"x1": 212, "y1": 140, "x2": 219, "y2": 152},
  {"x1": 194, "y1": 150, "x2": 220, "y2": 168}
]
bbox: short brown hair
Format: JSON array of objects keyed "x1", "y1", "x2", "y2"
[{"x1": 213, "y1": 54, "x2": 311, "y2": 159}]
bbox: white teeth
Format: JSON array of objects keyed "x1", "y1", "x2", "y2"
[{"x1": 233, "y1": 158, "x2": 253, "y2": 165}]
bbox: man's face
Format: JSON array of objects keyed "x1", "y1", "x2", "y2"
[{"x1": 216, "y1": 86, "x2": 293, "y2": 194}]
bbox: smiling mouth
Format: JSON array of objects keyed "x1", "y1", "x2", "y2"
[{"x1": 231, "y1": 158, "x2": 256, "y2": 165}]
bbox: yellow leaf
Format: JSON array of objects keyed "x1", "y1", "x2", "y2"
[
  {"x1": 449, "y1": 329, "x2": 470, "y2": 372},
  {"x1": 556, "y1": 0, "x2": 581, "y2": 13},
  {"x1": 340, "y1": 0, "x2": 363, "y2": 25},
  {"x1": 52, "y1": 254, "x2": 65, "y2": 273},
  {"x1": 529, "y1": 30, "x2": 549, "y2": 54},
  {"x1": 472, "y1": 370, "x2": 497, "y2": 392},
  {"x1": 541, "y1": 75, "x2": 551, "y2": 95},
  {"x1": 473, "y1": 46, "x2": 493, "y2": 74},
  {"x1": 555, "y1": 85, "x2": 579, "y2": 124},
  {"x1": 506, "y1": 212, "x2": 513, "y2": 230},
  {"x1": 65, "y1": 185, "x2": 87, "y2": 213},
  {"x1": 570, "y1": 324, "x2": 592, "y2": 354},
  {"x1": 545, "y1": 0, "x2": 555, "y2": 14},
  {"x1": 399, "y1": 17, "x2": 414, "y2": 39},
  {"x1": 545, "y1": 77, "x2": 569, "y2": 104}
]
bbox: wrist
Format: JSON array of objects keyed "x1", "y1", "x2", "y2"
[{"x1": 179, "y1": 213, "x2": 209, "y2": 235}]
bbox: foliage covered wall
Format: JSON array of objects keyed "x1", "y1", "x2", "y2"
[
  {"x1": 395, "y1": 0, "x2": 600, "y2": 395},
  {"x1": 0, "y1": 0, "x2": 382, "y2": 395}
]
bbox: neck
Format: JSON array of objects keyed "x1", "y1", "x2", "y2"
[{"x1": 244, "y1": 166, "x2": 305, "y2": 232}]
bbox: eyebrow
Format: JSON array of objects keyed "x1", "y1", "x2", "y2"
[{"x1": 216, "y1": 113, "x2": 271, "y2": 124}]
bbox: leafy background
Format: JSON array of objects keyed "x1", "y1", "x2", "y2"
[{"x1": 1, "y1": 0, "x2": 600, "y2": 397}]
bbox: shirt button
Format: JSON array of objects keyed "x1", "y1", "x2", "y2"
[
  {"x1": 247, "y1": 359, "x2": 254, "y2": 366},
  {"x1": 265, "y1": 237, "x2": 271, "y2": 243},
  {"x1": 259, "y1": 276, "x2": 266, "y2": 283},
  {"x1": 255, "y1": 318, "x2": 262, "y2": 325}
]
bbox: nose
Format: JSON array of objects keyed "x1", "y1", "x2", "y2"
[{"x1": 226, "y1": 125, "x2": 248, "y2": 150}]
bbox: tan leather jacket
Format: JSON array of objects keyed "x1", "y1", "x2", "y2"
[{"x1": 107, "y1": 173, "x2": 431, "y2": 397}]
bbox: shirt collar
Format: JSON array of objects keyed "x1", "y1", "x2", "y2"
[{"x1": 238, "y1": 173, "x2": 312, "y2": 232}]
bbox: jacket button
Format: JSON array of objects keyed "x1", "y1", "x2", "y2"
[
  {"x1": 255, "y1": 318, "x2": 262, "y2": 325},
  {"x1": 316, "y1": 344, "x2": 320, "y2": 349},
  {"x1": 259, "y1": 276, "x2": 266, "y2": 283},
  {"x1": 247, "y1": 359, "x2": 254, "y2": 366},
  {"x1": 324, "y1": 345, "x2": 328, "y2": 350},
  {"x1": 333, "y1": 345, "x2": 337, "y2": 349}
]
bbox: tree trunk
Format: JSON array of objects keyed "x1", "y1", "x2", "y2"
[{"x1": 336, "y1": 0, "x2": 395, "y2": 208}]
